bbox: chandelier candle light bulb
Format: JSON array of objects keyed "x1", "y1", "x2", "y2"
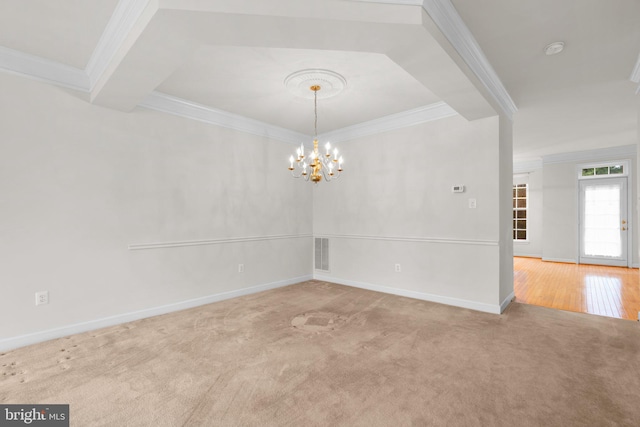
[{"x1": 288, "y1": 85, "x2": 344, "y2": 183}]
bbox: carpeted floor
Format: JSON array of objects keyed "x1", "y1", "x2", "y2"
[{"x1": 1, "y1": 280, "x2": 639, "y2": 426}]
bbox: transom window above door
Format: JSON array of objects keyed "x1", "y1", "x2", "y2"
[{"x1": 579, "y1": 161, "x2": 629, "y2": 179}]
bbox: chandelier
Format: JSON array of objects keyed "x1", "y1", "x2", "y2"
[{"x1": 288, "y1": 85, "x2": 343, "y2": 183}]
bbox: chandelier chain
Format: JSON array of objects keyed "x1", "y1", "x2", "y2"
[{"x1": 314, "y1": 89, "x2": 318, "y2": 138}]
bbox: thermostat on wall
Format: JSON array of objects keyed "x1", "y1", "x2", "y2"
[{"x1": 452, "y1": 185, "x2": 465, "y2": 193}]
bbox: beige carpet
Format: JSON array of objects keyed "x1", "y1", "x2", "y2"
[{"x1": 1, "y1": 281, "x2": 639, "y2": 426}]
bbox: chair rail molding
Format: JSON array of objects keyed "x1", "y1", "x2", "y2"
[
  {"x1": 129, "y1": 233, "x2": 313, "y2": 250},
  {"x1": 314, "y1": 233, "x2": 499, "y2": 246}
]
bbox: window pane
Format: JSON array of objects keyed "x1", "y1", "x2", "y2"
[
  {"x1": 583, "y1": 183, "x2": 621, "y2": 257},
  {"x1": 512, "y1": 183, "x2": 528, "y2": 241},
  {"x1": 595, "y1": 167, "x2": 609, "y2": 175},
  {"x1": 582, "y1": 168, "x2": 595, "y2": 176},
  {"x1": 610, "y1": 165, "x2": 623, "y2": 174}
]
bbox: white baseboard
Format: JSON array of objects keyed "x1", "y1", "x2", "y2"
[
  {"x1": 542, "y1": 258, "x2": 638, "y2": 268},
  {"x1": 500, "y1": 291, "x2": 515, "y2": 314},
  {"x1": 542, "y1": 257, "x2": 577, "y2": 264},
  {"x1": 513, "y1": 253, "x2": 542, "y2": 259},
  {"x1": 0, "y1": 275, "x2": 312, "y2": 352},
  {"x1": 314, "y1": 274, "x2": 502, "y2": 315}
]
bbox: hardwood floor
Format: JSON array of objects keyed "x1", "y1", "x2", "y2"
[{"x1": 514, "y1": 257, "x2": 640, "y2": 321}]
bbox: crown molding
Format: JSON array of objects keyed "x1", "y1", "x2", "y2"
[
  {"x1": 631, "y1": 51, "x2": 640, "y2": 94},
  {"x1": 542, "y1": 145, "x2": 637, "y2": 165},
  {"x1": 319, "y1": 102, "x2": 457, "y2": 142},
  {"x1": 0, "y1": 46, "x2": 89, "y2": 92},
  {"x1": 513, "y1": 159, "x2": 543, "y2": 173},
  {"x1": 140, "y1": 92, "x2": 457, "y2": 144},
  {"x1": 85, "y1": 0, "x2": 154, "y2": 90},
  {"x1": 347, "y1": 0, "x2": 423, "y2": 4},
  {"x1": 139, "y1": 91, "x2": 309, "y2": 144},
  {"x1": 1, "y1": 0, "x2": 508, "y2": 139},
  {"x1": 420, "y1": 0, "x2": 517, "y2": 120},
  {"x1": 348, "y1": 0, "x2": 518, "y2": 118}
]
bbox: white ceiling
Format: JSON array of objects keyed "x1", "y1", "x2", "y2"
[
  {"x1": 0, "y1": 0, "x2": 118, "y2": 69},
  {"x1": 450, "y1": 0, "x2": 640, "y2": 160},
  {"x1": 158, "y1": 47, "x2": 441, "y2": 134},
  {"x1": 0, "y1": 0, "x2": 638, "y2": 160}
]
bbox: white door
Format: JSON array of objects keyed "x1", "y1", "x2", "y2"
[{"x1": 579, "y1": 177, "x2": 628, "y2": 267}]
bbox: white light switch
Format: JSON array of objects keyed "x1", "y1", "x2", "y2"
[{"x1": 468, "y1": 198, "x2": 477, "y2": 209}]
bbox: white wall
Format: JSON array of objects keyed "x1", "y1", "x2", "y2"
[
  {"x1": 542, "y1": 154, "x2": 638, "y2": 266},
  {"x1": 0, "y1": 73, "x2": 313, "y2": 348},
  {"x1": 498, "y1": 114, "x2": 514, "y2": 305},
  {"x1": 0, "y1": 72, "x2": 516, "y2": 349},
  {"x1": 513, "y1": 168, "x2": 543, "y2": 258},
  {"x1": 313, "y1": 114, "x2": 513, "y2": 313}
]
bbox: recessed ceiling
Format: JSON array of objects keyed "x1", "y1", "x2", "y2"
[
  {"x1": 1, "y1": 0, "x2": 637, "y2": 160},
  {"x1": 0, "y1": 0, "x2": 119, "y2": 69},
  {"x1": 158, "y1": 46, "x2": 442, "y2": 134}
]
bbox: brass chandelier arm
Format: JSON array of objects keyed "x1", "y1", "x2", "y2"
[{"x1": 287, "y1": 84, "x2": 344, "y2": 184}]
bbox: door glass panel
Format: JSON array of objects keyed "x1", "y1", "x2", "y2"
[{"x1": 583, "y1": 184, "x2": 621, "y2": 257}]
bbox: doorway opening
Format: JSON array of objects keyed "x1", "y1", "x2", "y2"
[{"x1": 513, "y1": 160, "x2": 638, "y2": 320}]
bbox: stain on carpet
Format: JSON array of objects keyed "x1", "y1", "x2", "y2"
[{"x1": 290, "y1": 311, "x2": 347, "y2": 332}]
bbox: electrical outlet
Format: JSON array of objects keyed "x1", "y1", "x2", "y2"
[
  {"x1": 35, "y1": 291, "x2": 49, "y2": 306},
  {"x1": 238, "y1": 264, "x2": 244, "y2": 273},
  {"x1": 468, "y1": 198, "x2": 477, "y2": 209},
  {"x1": 395, "y1": 264, "x2": 401, "y2": 273}
]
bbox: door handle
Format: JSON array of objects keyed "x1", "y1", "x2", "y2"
[
  {"x1": 622, "y1": 220, "x2": 627, "y2": 225},
  {"x1": 622, "y1": 227, "x2": 627, "y2": 231}
]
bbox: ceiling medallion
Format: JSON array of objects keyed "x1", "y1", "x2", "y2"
[{"x1": 284, "y1": 69, "x2": 347, "y2": 99}]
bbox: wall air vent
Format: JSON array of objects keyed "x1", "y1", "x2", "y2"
[{"x1": 314, "y1": 238, "x2": 329, "y2": 271}]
